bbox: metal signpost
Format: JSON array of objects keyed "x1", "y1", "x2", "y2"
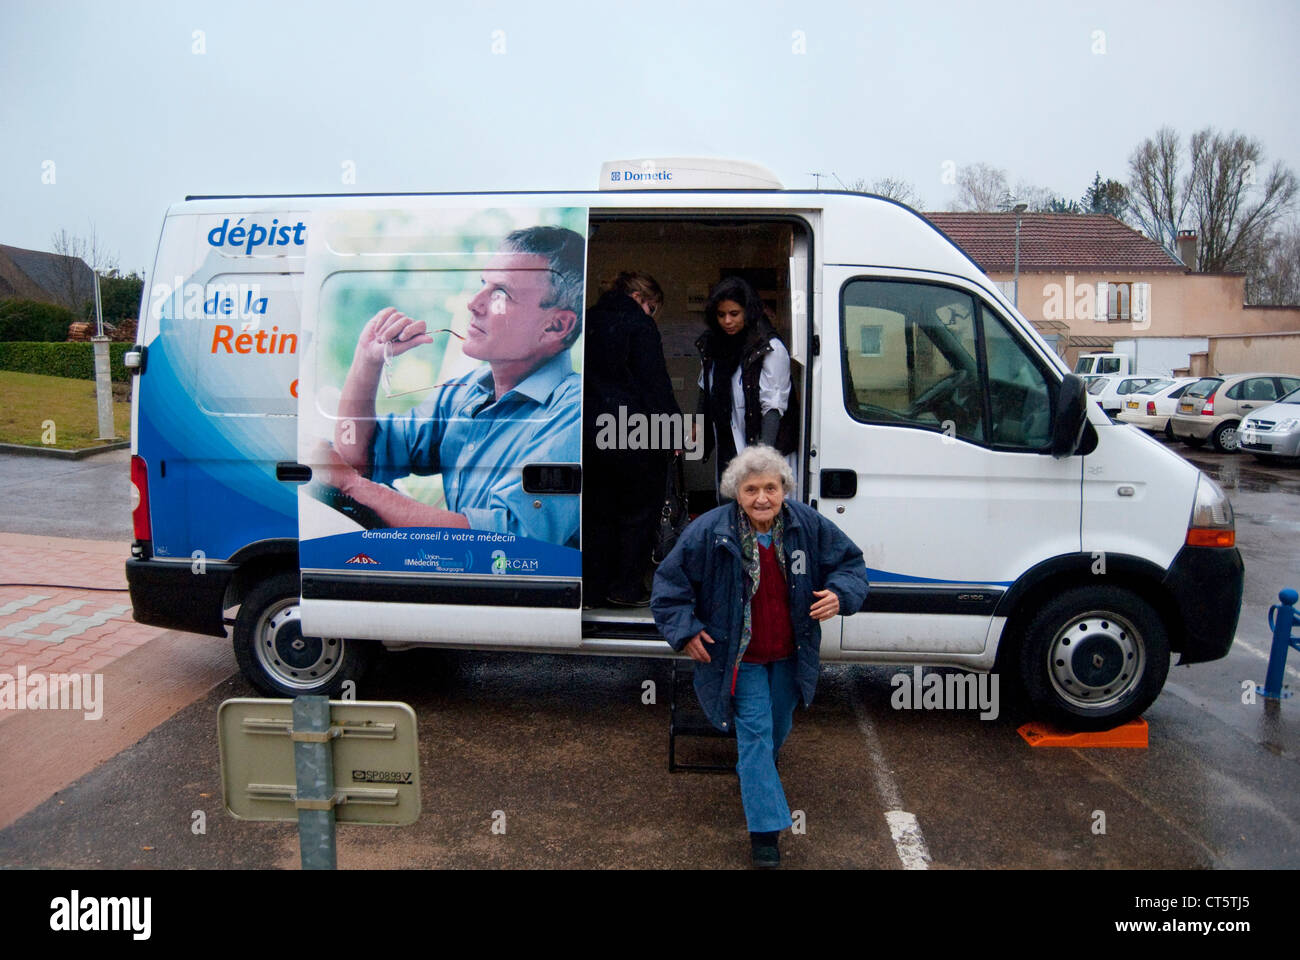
[{"x1": 218, "y1": 696, "x2": 421, "y2": 869}]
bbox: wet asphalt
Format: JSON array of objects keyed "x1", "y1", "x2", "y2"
[{"x1": 0, "y1": 439, "x2": 1296, "y2": 869}]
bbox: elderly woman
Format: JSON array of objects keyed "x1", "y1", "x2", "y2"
[{"x1": 651, "y1": 445, "x2": 869, "y2": 868}]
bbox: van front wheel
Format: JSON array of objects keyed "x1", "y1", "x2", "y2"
[
  {"x1": 1018, "y1": 586, "x2": 1169, "y2": 731},
  {"x1": 233, "y1": 572, "x2": 375, "y2": 698}
]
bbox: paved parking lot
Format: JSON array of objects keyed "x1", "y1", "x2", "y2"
[{"x1": 0, "y1": 442, "x2": 1296, "y2": 869}]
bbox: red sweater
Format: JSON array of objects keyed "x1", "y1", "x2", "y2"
[{"x1": 743, "y1": 542, "x2": 795, "y2": 664}]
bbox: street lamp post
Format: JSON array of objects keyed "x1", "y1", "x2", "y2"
[{"x1": 1012, "y1": 203, "x2": 1028, "y2": 308}]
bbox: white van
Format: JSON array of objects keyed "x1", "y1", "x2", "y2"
[{"x1": 125, "y1": 159, "x2": 1243, "y2": 731}]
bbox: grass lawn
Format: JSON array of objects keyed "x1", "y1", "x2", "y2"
[{"x1": 0, "y1": 370, "x2": 131, "y2": 449}]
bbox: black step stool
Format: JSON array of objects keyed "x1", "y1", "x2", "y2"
[{"x1": 669, "y1": 662, "x2": 736, "y2": 773}]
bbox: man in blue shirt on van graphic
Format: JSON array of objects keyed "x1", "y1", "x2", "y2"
[{"x1": 319, "y1": 226, "x2": 585, "y2": 548}]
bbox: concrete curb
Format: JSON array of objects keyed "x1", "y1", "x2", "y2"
[{"x1": 0, "y1": 441, "x2": 130, "y2": 460}]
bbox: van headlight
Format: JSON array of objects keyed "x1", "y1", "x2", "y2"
[{"x1": 1186, "y1": 473, "x2": 1234, "y2": 547}]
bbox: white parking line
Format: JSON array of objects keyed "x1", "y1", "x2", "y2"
[
  {"x1": 851, "y1": 696, "x2": 931, "y2": 870},
  {"x1": 1233, "y1": 636, "x2": 1300, "y2": 683}
]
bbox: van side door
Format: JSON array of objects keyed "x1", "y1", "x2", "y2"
[{"x1": 296, "y1": 204, "x2": 588, "y2": 649}]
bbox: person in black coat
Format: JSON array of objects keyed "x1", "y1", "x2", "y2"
[{"x1": 582, "y1": 272, "x2": 681, "y2": 606}]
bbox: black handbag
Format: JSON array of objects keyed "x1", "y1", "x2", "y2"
[{"x1": 652, "y1": 453, "x2": 691, "y2": 564}]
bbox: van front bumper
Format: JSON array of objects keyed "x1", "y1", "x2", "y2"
[
  {"x1": 126, "y1": 557, "x2": 236, "y2": 638},
  {"x1": 1162, "y1": 544, "x2": 1244, "y2": 664}
]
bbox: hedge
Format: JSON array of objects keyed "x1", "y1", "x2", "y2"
[
  {"x1": 0, "y1": 298, "x2": 77, "y2": 342},
  {"x1": 0, "y1": 341, "x2": 130, "y2": 382}
]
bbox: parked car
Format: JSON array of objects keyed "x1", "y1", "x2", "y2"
[
  {"x1": 1086, "y1": 374, "x2": 1165, "y2": 417},
  {"x1": 1116, "y1": 377, "x2": 1198, "y2": 440},
  {"x1": 1239, "y1": 387, "x2": 1300, "y2": 461},
  {"x1": 1170, "y1": 373, "x2": 1300, "y2": 452}
]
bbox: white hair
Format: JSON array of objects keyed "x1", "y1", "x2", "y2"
[{"x1": 719, "y1": 444, "x2": 795, "y2": 499}]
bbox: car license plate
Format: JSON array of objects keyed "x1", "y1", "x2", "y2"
[
  {"x1": 1180, "y1": 401, "x2": 1194, "y2": 412},
  {"x1": 1126, "y1": 401, "x2": 1138, "y2": 409}
]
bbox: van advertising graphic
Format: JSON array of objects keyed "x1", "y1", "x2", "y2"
[
  {"x1": 297, "y1": 206, "x2": 588, "y2": 579},
  {"x1": 135, "y1": 213, "x2": 310, "y2": 560}
]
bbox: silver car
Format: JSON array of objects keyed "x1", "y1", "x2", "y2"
[
  {"x1": 1170, "y1": 372, "x2": 1300, "y2": 452},
  {"x1": 1239, "y1": 387, "x2": 1300, "y2": 461}
]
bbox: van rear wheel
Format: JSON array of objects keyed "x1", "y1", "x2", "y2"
[
  {"x1": 1018, "y1": 585, "x2": 1169, "y2": 731},
  {"x1": 233, "y1": 571, "x2": 375, "y2": 698}
]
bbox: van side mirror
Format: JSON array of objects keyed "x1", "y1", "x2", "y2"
[{"x1": 1051, "y1": 374, "x2": 1089, "y2": 459}]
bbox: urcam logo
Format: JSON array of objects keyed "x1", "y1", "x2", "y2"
[
  {"x1": 345, "y1": 553, "x2": 379, "y2": 565},
  {"x1": 490, "y1": 550, "x2": 538, "y2": 574},
  {"x1": 207, "y1": 217, "x2": 306, "y2": 255}
]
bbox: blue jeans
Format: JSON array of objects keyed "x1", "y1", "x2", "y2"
[{"x1": 732, "y1": 657, "x2": 799, "y2": 833}]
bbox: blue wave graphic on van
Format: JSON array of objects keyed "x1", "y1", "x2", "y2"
[
  {"x1": 866, "y1": 568, "x2": 1013, "y2": 587},
  {"x1": 138, "y1": 323, "x2": 296, "y2": 560}
]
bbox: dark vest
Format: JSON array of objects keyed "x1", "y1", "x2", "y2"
[{"x1": 696, "y1": 325, "x2": 799, "y2": 458}]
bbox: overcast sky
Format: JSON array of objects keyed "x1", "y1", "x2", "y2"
[{"x1": 2, "y1": 0, "x2": 1297, "y2": 273}]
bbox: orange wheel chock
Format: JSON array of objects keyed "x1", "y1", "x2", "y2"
[{"x1": 1017, "y1": 717, "x2": 1148, "y2": 748}]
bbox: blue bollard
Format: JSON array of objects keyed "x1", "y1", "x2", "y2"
[{"x1": 1258, "y1": 588, "x2": 1300, "y2": 700}]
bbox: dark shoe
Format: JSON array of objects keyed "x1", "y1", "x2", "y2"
[
  {"x1": 750, "y1": 831, "x2": 780, "y2": 869},
  {"x1": 607, "y1": 590, "x2": 650, "y2": 607}
]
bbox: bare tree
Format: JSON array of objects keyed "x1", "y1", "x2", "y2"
[
  {"x1": 49, "y1": 224, "x2": 119, "y2": 315},
  {"x1": 865, "y1": 176, "x2": 924, "y2": 209},
  {"x1": 1128, "y1": 126, "x2": 1297, "y2": 271},
  {"x1": 1010, "y1": 180, "x2": 1062, "y2": 212},
  {"x1": 954, "y1": 163, "x2": 1010, "y2": 212},
  {"x1": 1242, "y1": 220, "x2": 1300, "y2": 305},
  {"x1": 1127, "y1": 127, "x2": 1189, "y2": 255},
  {"x1": 1188, "y1": 129, "x2": 1297, "y2": 271}
]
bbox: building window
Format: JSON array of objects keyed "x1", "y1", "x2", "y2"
[
  {"x1": 859, "y1": 325, "x2": 883, "y2": 356},
  {"x1": 1108, "y1": 282, "x2": 1131, "y2": 321}
]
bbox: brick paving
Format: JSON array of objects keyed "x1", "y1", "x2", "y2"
[
  {"x1": 0, "y1": 533, "x2": 166, "y2": 693},
  {"x1": 0, "y1": 531, "x2": 238, "y2": 831}
]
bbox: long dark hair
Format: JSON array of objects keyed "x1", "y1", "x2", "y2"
[{"x1": 703, "y1": 276, "x2": 768, "y2": 345}]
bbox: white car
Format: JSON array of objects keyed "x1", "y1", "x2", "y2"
[
  {"x1": 1086, "y1": 375, "x2": 1166, "y2": 417},
  {"x1": 1117, "y1": 377, "x2": 1199, "y2": 440},
  {"x1": 1240, "y1": 387, "x2": 1300, "y2": 461}
]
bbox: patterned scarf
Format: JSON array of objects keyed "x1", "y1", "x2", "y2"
[{"x1": 735, "y1": 506, "x2": 787, "y2": 672}]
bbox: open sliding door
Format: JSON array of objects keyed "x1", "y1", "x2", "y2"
[{"x1": 296, "y1": 204, "x2": 588, "y2": 648}]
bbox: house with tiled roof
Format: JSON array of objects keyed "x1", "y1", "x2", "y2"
[
  {"x1": 0, "y1": 243, "x2": 95, "y2": 312},
  {"x1": 923, "y1": 213, "x2": 1300, "y2": 373}
]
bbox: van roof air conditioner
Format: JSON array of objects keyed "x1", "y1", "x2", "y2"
[{"x1": 598, "y1": 158, "x2": 783, "y2": 191}]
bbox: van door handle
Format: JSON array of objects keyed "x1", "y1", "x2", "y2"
[
  {"x1": 276, "y1": 462, "x2": 313, "y2": 483},
  {"x1": 820, "y1": 469, "x2": 857, "y2": 498},
  {"x1": 523, "y1": 463, "x2": 581, "y2": 494}
]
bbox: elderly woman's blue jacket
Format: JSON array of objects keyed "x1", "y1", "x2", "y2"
[{"x1": 650, "y1": 498, "x2": 870, "y2": 732}]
